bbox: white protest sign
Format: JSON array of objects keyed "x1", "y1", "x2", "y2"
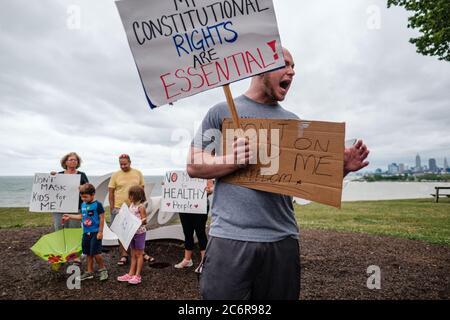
[
  {"x1": 161, "y1": 170, "x2": 207, "y2": 214},
  {"x1": 115, "y1": 0, "x2": 284, "y2": 107},
  {"x1": 29, "y1": 173, "x2": 81, "y2": 213},
  {"x1": 102, "y1": 222, "x2": 119, "y2": 246},
  {"x1": 110, "y1": 203, "x2": 142, "y2": 250}
]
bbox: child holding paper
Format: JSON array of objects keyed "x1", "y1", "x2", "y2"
[
  {"x1": 117, "y1": 186, "x2": 147, "y2": 285},
  {"x1": 62, "y1": 183, "x2": 108, "y2": 281}
]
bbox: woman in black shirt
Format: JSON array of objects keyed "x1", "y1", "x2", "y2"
[{"x1": 51, "y1": 152, "x2": 89, "y2": 230}]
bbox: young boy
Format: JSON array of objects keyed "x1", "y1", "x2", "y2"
[{"x1": 63, "y1": 183, "x2": 108, "y2": 281}]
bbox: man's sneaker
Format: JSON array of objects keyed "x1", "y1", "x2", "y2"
[
  {"x1": 98, "y1": 268, "x2": 108, "y2": 281},
  {"x1": 174, "y1": 259, "x2": 193, "y2": 269},
  {"x1": 128, "y1": 275, "x2": 142, "y2": 285},
  {"x1": 117, "y1": 273, "x2": 133, "y2": 282},
  {"x1": 77, "y1": 272, "x2": 94, "y2": 281}
]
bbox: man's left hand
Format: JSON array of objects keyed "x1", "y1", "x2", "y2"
[{"x1": 344, "y1": 139, "x2": 370, "y2": 176}]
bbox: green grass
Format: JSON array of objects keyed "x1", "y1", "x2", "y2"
[
  {"x1": 295, "y1": 198, "x2": 450, "y2": 245},
  {"x1": 0, "y1": 208, "x2": 115, "y2": 229},
  {"x1": 1, "y1": 198, "x2": 449, "y2": 245},
  {"x1": 0, "y1": 208, "x2": 53, "y2": 228}
]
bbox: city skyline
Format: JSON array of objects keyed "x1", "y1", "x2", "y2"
[{"x1": 378, "y1": 153, "x2": 449, "y2": 174}]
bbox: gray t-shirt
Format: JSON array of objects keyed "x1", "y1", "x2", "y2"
[{"x1": 192, "y1": 95, "x2": 300, "y2": 242}]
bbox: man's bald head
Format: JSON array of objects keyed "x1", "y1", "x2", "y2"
[{"x1": 245, "y1": 48, "x2": 295, "y2": 105}]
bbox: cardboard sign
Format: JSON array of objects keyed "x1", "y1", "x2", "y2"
[
  {"x1": 29, "y1": 173, "x2": 81, "y2": 213},
  {"x1": 161, "y1": 170, "x2": 208, "y2": 214},
  {"x1": 221, "y1": 118, "x2": 346, "y2": 208},
  {"x1": 115, "y1": 0, "x2": 285, "y2": 108},
  {"x1": 110, "y1": 203, "x2": 142, "y2": 250}
]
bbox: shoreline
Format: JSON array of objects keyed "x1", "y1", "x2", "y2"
[
  {"x1": 1, "y1": 199, "x2": 449, "y2": 246},
  {"x1": 2, "y1": 180, "x2": 450, "y2": 207},
  {"x1": 1, "y1": 195, "x2": 445, "y2": 209}
]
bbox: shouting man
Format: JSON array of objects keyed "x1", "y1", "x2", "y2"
[{"x1": 187, "y1": 48, "x2": 369, "y2": 300}]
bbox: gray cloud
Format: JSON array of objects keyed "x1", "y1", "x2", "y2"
[{"x1": 0, "y1": 0, "x2": 449, "y2": 175}]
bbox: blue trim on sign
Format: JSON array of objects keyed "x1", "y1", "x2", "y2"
[{"x1": 132, "y1": 59, "x2": 158, "y2": 109}]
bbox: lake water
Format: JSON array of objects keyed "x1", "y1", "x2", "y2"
[
  {"x1": 342, "y1": 181, "x2": 450, "y2": 201},
  {"x1": 0, "y1": 175, "x2": 164, "y2": 207},
  {"x1": 0, "y1": 176, "x2": 449, "y2": 207}
]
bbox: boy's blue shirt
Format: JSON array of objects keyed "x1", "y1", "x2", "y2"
[{"x1": 81, "y1": 200, "x2": 104, "y2": 233}]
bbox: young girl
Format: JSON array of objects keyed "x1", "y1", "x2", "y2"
[{"x1": 117, "y1": 186, "x2": 147, "y2": 285}]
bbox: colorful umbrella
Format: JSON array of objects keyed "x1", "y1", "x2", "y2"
[{"x1": 31, "y1": 228, "x2": 83, "y2": 271}]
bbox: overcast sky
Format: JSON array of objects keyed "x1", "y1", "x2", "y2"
[{"x1": 1, "y1": 0, "x2": 449, "y2": 176}]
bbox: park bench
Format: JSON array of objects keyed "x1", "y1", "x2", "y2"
[{"x1": 430, "y1": 187, "x2": 450, "y2": 203}]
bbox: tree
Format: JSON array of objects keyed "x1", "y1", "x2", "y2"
[{"x1": 387, "y1": 0, "x2": 450, "y2": 61}]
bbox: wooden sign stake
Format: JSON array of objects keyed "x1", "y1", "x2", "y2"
[{"x1": 223, "y1": 84, "x2": 241, "y2": 129}]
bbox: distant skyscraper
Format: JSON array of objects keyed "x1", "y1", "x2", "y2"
[
  {"x1": 444, "y1": 157, "x2": 449, "y2": 170},
  {"x1": 415, "y1": 154, "x2": 422, "y2": 172},
  {"x1": 429, "y1": 158, "x2": 437, "y2": 173},
  {"x1": 398, "y1": 163, "x2": 405, "y2": 174},
  {"x1": 388, "y1": 163, "x2": 399, "y2": 175}
]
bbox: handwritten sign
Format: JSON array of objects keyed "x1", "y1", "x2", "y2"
[
  {"x1": 161, "y1": 170, "x2": 207, "y2": 214},
  {"x1": 221, "y1": 118, "x2": 346, "y2": 208},
  {"x1": 115, "y1": 0, "x2": 285, "y2": 107},
  {"x1": 29, "y1": 173, "x2": 81, "y2": 213},
  {"x1": 110, "y1": 203, "x2": 142, "y2": 250}
]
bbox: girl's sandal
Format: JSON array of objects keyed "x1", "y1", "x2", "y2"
[{"x1": 117, "y1": 256, "x2": 128, "y2": 266}]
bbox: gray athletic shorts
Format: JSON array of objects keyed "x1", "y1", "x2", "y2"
[{"x1": 199, "y1": 236, "x2": 300, "y2": 300}]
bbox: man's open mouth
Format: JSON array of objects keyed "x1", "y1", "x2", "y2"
[{"x1": 279, "y1": 79, "x2": 291, "y2": 90}]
